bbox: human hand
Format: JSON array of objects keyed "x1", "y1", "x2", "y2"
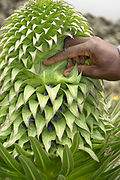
[{"x1": 43, "y1": 36, "x2": 120, "y2": 81}]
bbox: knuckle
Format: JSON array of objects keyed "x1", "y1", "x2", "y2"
[
  {"x1": 89, "y1": 37, "x2": 99, "y2": 49},
  {"x1": 64, "y1": 48, "x2": 70, "y2": 58},
  {"x1": 64, "y1": 37, "x2": 72, "y2": 48},
  {"x1": 93, "y1": 36, "x2": 100, "y2": 41}
]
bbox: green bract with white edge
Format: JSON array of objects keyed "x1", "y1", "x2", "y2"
[{"x1": 0, "y1": 0, "x2": 111, "y2": 159}]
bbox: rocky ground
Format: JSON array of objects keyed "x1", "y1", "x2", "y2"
[{"x1": 0, "y1": 0, "x2": 120, "y2": 96}]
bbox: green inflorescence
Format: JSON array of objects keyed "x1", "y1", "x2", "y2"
[{"x1": 0, "y1": 0, "x2": 112, "y2": 160}]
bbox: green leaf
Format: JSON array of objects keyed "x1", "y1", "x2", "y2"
[
  {"x1": 57, "y1": 146, "x2": 64, "y2": 160},
  {"x1": 75, "y1": 114, "x2": 90, "y2": 133},
  {"x1": 66, "y1": 84, "x2": 78, "y2": 99},
  {"x1": 0, "y1": 94, "x2": 9, "y2": 106},
  {"x1": 24, "y1": 85, "x2": 35, "y2": 103},
  {"x1": 0, "y1": 60, "x2": 6, "y2": 70},
  {"x1": 86, "y1": 115, "x2": 94, "y2": 134},
  {"x1": 3, "y1": 126, "x2": 25, "y2": 148},
  {"x1": 91, "y1": 151, "x2": 120, "y2": 180},
  {"x1": 79, "y1": 83, "x2": 87, "y2": 96},
  {"x1": 92, "y1": 130, "x2": 104, "y2": 140},
  {"x1": 13, "y1": 117, "x2": 22, "y2": 136},
  {"x1": 70, "y1": 132, "x2": 80, "y2": 154},
  {"x1": 45, "y1": 84, "x2": 60, "y2": 104},
  {"x1": 11, "y1": 68, "x2": 20, "y2": 82},
  {"x1": 19, "y1": 25, "x2": 26, "y2": 32},
  {"x1": 14, "y1": 80, "x2": 24, "y2": 96},
  {"x1": 22, "y1": 106, "x2": 31, "y2": 127},
  {"x1": 87, "y1": 77, "x2": 103, "y2": 91},
  {"x1": 8, "y1": 45, "x2": 14, "y2": 54},
  {"x1": 63, "y1": 111, "x2": 75, "y2": 132},
  {"x1": 0, "y1": 110, "x2": 7, "y2": 119},
  {"x1": 111, "y1": 99, "x2": 120, "y2": 117},
  {"x1": 28, "y1": 123, "x2": 37, "y2": 137},
  {"x1": 19, "y1": 48, "x2": 24, "y2": 61},
  {"x1": 84, "y1": 102, "x2": 92, "y2": 118},
  {"x1": 0, "y1": 81, "x2": 11, "y2": 95},
  {"x1": 36, "y1": 92, "x2": 49, "y2": 112},
  {"x1": 9, "y1": 87, "x2": 16, "y2": 104},
  {"x1": 22, "y1": 57, "x2": 28, "y2": 68},
  {"x1": 78, "y1": 103, "x2": 84, "y2": 113},
  {"x1": 91, "y1": 106, "x2": 99, "y2": 122},
  {"x1": 66, "y1": 64, "x2": 81, "y2": 84},
  {"x1": 86, "y1": 94, "x2": 97, "y2": 107},
  {"x1": 64, "y1": 89, "x2": 73, "y2": 106},
  {"x1": 0, "y1": 126, "x2": 11, "y2": 136},
  {"x1": 53, "y1": 95, "x2": 63, "y2": 115},
  {"x1": 61, "y1": 135, "x2": 72, "y2": 148},
  {"x1": 9, "y1": 103, "x2": 16, "y2": 117},
  {"x1": 80, "y1": 129, "x2": 92, "y2": 147},
  {"x1": 111, "y1": 110, "x2": 120, "y2": 123},
  {"x1": 29, "y1": 99, "x2": 38, "y2": 119},
  {"x1": 0, "y1": 66, "x2": 9, "y2": 82},
  {"x1": 29, "y1": 49, "x2": 37, "y2": 62},
  {"x1": 0, "y1": 106, "x2": 7, "y2": 117},
  {"x1": 79, "y1": 147, "x2": 99, "y2": 162},
  {"x1": 15, "y1": 93, "x2": 24, "y2": 111},
  {"x1": 18, "y1": 133, "x2": 29, "y2": 148},
  {"x1": 30, "y1": 137, "x2": 51, "y2": 171},
  {"x1": 66, "y1": 127, "x2": 74, "y2": 141},
  {"x1": 68, "y1": 101, "x2": 79, "y2": 119},
  {"x1": 0, "y1": 142, "x2": 24, "y2": 175},
  {"x1": 97, "y1": 121, "x2": 106, "y2": 134},
  {"x1": 35, "y1": 114, "x2": 46, "y2": 138},
  {"x1": 15, "y1": 144, "x2": 33, "y2": 157},
  {"x1": 0, "y1": 112, "x2": 18, "y2": 133},
  {"x1": 15, "y1": 40, "x2": 21, "y2": 51},
  {"x1": 42, "y1": 128, "x2": 56, "y2": 152},
  {"x1": 60, "y1": 145, "x2": 74, "y2": 176},
  {"x1": 1, "y1": 75, "x2": 10, "y2": 90},
  {"x1": 0, "y1": 169, "x2": 25, "y2": 180},
  {"x1": 44, "y1": 105, "x2": 53, "y2": 125},
  {"x1": 52, "y1": 118, "x2": 66, "y2": 141},
  {"x1": 48, "y1": 155, "x2": 62, "y2": 177},
  {"x1": 19, "y1": 155, "x2": 43, "y2": 180},
  {"x1": 57, "y1": 175, "x2": 66, "y2": 180}
]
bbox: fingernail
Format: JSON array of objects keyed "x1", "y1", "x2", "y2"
[{"x1": 64, "y1": 72, "x2": 69, "y2": 76}]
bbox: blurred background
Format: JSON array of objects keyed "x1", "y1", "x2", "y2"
[{"x1": 0, "y1": 0, "x2": 120, "y2": 98}]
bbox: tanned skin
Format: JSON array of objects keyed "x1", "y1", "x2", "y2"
[{"x1": 43, "y1": 36, "x2": 120, "y2": 81}]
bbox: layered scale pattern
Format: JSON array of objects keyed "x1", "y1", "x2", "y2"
[{"x1": 0, "y1": 0, "x2": 111, "y2": 158}]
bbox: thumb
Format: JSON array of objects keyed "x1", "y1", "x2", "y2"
[{"x1": 64, "y1": 65, "x2": 99, "y2": 79}]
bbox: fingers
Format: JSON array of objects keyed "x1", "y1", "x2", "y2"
[
  {"x1": 77, "y1": 65, "x2": 97, "y2": 78},
  {"x1": 43, "y1": 42, "x2": 90, "y2": 65},
  {"x1": 66, "y1": 59, "x2": 74, "y2": 68},
  {"x1": 66, "y1": 56, "x2": 86, "y2": 69},
  {"x1": 64, "y1": 65, "x2": 100, "y2": 79},
  {"x1": 64, "y1": 36, "x2": 91, "y2": 48},
  {"x1": 63, "y1": 66, "x2": 74, "y2": 76},
  {"x1": 72, "y1": 56, "x2": 87, "y2": 65}
]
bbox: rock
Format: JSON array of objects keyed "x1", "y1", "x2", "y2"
[
  {"x1": 104, "y1": 80, "x2": 120, "y2": 96},
  {"x1": 85, "y1": 13, "x2": 120, "y2": 46},
  {"x1": 104, "y1": 36, "x2": 119, "y2": 46}
]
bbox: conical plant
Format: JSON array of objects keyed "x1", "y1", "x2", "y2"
[{"x1": 0, "y1": 0, "x2": 114, "y2": 163}]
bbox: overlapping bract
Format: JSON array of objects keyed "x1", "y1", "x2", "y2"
[{"x1": 0, "y1": 0, "x2": 112, "y2": 158}]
